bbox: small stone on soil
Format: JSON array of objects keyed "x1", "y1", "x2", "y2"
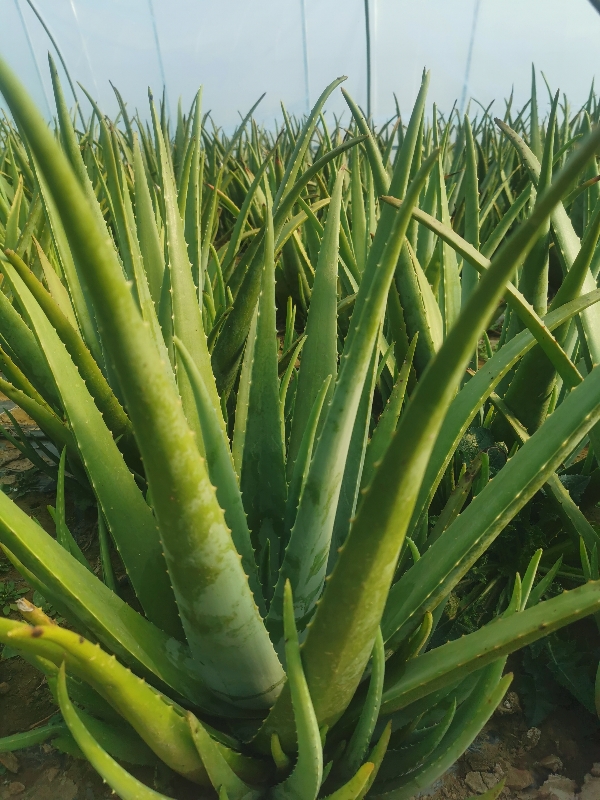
[
  {"x1": 505, "y1": 768, "x2": 534, "y2": 790},
  {"x1": 538, "y1": 775, "x2": 577, "y2": 800},
  {"x1": 521, "y1": 728, "x2": 542, "y2": 752},
  {"x1": 0, "y1": 683, "x2": 9, "y2": 696},
  {"x1": 592, "y1": 766, "x2": 600, "y2": 779},
  {"x1": 536, "y1": 756, "x2": 564, "y2": 773},
  {"x1": 465, "y1": 772, "x2": 488, "y2": 794},
  {"x1": 497, "y1": 692, "x2": 522, "y2": 715},
  {"x1": 580, "y1": 775, "x2": 600, "y2": 800},
  {"x1": 0, "y1": 753, "x2": 19, "y2": 774},
  {"x1": 0, "y1": 783, "x2": 25, "y2": 799}
]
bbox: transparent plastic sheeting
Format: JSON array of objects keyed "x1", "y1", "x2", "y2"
[{"x1": 1, "y1": 0, "x2": 600, "y2": 129}]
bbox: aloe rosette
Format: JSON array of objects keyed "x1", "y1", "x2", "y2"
[{"x1": 0, "y1": 57, "x2": 599, "y2": 800}]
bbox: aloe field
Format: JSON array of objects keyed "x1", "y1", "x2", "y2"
[{"x1": 0, "y1": 47, "x2": 600, "y2": 799}]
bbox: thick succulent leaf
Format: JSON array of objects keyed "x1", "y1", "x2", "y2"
[
  {"x1": 361, "y1": 335, "x2": 417, "y2": 492},
  {"x1": 341, "y1": 88, "x2": 389, "y2": 197},
  {"x1": 0, "y1": 55, "x2": 286, "y2": 710},
  {"x1": 382, "y1": 579, "x2": 600, "y2": 715},
  {"x1": 232, "y1": 305, "x2": 258, "y2": 477},
  {"x1": 174, "y1": 336, "x2": 263, "y2": 614},
  {"x1": 0, "y1": 286, "x2": 60, "y2": 408},
  {"x1": 187, "y1": 714, "x2": 263, "y2": 800},
  {"x1": 356, "y1": 722, "x2": 392, "y2": 800},
  {"x1": 271, "y1": 582, "x2": 322, "y2": 800},
  {"x1": 240, "y1": 200, "x2": 288, "y2": 573},
  {"x1": 30, "y1": 150, "x2": 103, "y2": 366},
  {"x1": 265, "y1": 150, "x2": 439, "y2": 648},
  {"x1": 461, "y1": 116, "x2": 480, "y2": 309},
  {"x1": 371, "y1": 662, "x2": 511, "y2": 800},
  {"x1": 497, "y1": 118, "x2": 600, "y2": 366},
  {"x1": 132, "y1": 135, "x2": 165, "y2": 309},
  {"x1": 376, "y1": 701, "x2": 455, "y2": 781},
  {"x1": 0, "y1": 721, "x2": 67, "y2": 753},
  {"x1": 2, "y1": 261, "x2": 181, "y2": 637},
  {"x1": 381, "y1": 198, "x2": 582, "y2": 388},
  {"x1": 338, "y1": 629, "x2": 385, "y2": 780},
  {"x1": 435, "y1": 154, "x2": 461, "y2": 336},
  {"x1": 284, "y1": 375, "x2": 331, "y2": 541},
  {"x1": 213, "y1": 136, "x2": 365, "y2": 399},
  {"x1": 287, "y1": 168, "x2": 343, "y2": 474},
  {"x1": 33, "y1": 238, "x2": 77, "y2": 328},
  {"x1": 0, "y1": 375, "x2": 76, "y2": 465},
  {"x1": 0, "y1": 501, "x2": 234, "y2": 714},
  {"x1": 3, "y1": 250, "x2": 134, "y2": 446},
  {"x1": 273, "y1": 76, "x2": 346, "y2": 210},
  {"x1": 385, "y1": 353, "x2": 600, "y2": 644},
  {"x1": 12, "y1": 623, "x2": 210, "y2": 784},
  {"x1": 261, "y1": 124, "x2": 600, "y2": 751},
  {"x1": 406, "y1": 289, "x2": 600, "y2": 536},
  {"x1": 151, "y1": 101, "x2": 225, "y2": 448},
  {"x1": 323, "y1": 764, "x2": 374, "y2": 800},
  {"x1": 56, "y1": 663, "x2": 176, "y2": 798},
  {"x1": 329, "y1": 341, "x2": 378, "y2": 567}
]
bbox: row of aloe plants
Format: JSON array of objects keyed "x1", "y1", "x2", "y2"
[{"x1": 0, "y1": 54, "x2": 598, "y2": 799}]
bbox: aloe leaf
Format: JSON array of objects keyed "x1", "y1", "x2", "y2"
[
  {"x1": 324, "y1": 764, "x2": 375, "y2": 800},
  {"x1": 266, "y1": 124, "x2": 600, "y2": 747},
  {"x1": 356, "y1": 722, "x2": 391, "y2": 800},
  {"x1": 0, "y1": 341, "x2": 49, "y2": 408},
  {"x1": 53, "y1": 447, "x2": 89, "y2": 568},
  {"x1": 372, "y1": 662, "x2": 511, "y2": 799},
  {"x1": 32, "y1": 238, "x2": 77, "y2": 327},
  {"x1": 406, "y1": 290, "x2": 600, "y2": 536},
  {"x1": 174, "y1": 336, "x2": 263, "y2": 614},
  {"x1": 329, "y1": 340, "x2": 379, "y2": 566},
  {"x1": 274, "y1": 76, "x2": 346, "y2": 211},
  {"x1": 221, "y1": 148, "x2": 276, "y2": 282},
  {"x1": 271, "y1": 582, "x2": 323, "y2": 800},
  {"x1": 184, "y1": 93, "x2": 203, "y2": 286},
  {"x1": 489, "y1": 390, "x2": 600, "y2": 552},
  {"x1": 132, "y1": 134, "x2": 165, "y2": 310},
  {"x1": 0, "y1": 56, "x2": 286, "y2": 710},
  {"x1": 497, "y1": 117, "x2": 600, "y2": 366},
  {"x1": 481, "y1": 184, "x2": 532, "y2": 259},
  {"x1": 376, "y1": 700, "x2": 455, "y2": 782},
  {"x1": 287, "y1": 168, "x2": 343, "y2": 475},
  {"x1": 435, "y1": 153, "x2": 461, "y2": 336},
  {"x1": 240, "y1": 198, "x2": 287, "y2": 573},
  {"x1": 265, "y1": 150, "x2": 439, "y2": 648},
  {"x1": 0, "y1": 722, "x2": 67, "y2": 753},
  {"x1": 3, "y1": 249, "x2": 134, "y2": 447},
  {"x1": 350, "y1": 141, "x2": 368, "y2": 272},
  {"x1": 4, "y1": 174, "x2": 22, "y2": 250},
  {"x1": 0, "y1": 285, "x2": 60, "y2": 408},
  {"x1": 232, "y1": 304, "x2": 258, "y2": 477},
  {"x1": 31, "y1": 151, "x2": 103, "y2": 367},
  {"x1": 338, "y1": 629, "x2": 385, "y2": 780},
  {"x1": 213, "y1": 137, "x2": 364, "y2": 399},
  {"x1": 13, "y1": 624, "x2": 210, "y2": 784},
  {"x1": 341, "y1": 89, "x2": 389, "y2": 197},
  {"x1": 381, "y1": 578, "x2": 600, "y2": 715},
  {"x1": 462, "y1": 116, "x2": 480, "y2": 308},
  {"x1": 380, "y1": 198, "x2": 582, "y2": 388},
  {"x1": 55, "y1": 663, "x2": 177, "y2": 798},
  {"x1": 386, "y1": 352, "x2": 600, "y2": 644},
  {"x1": 151, "y1": 100, "x2": 225, "y2": 449},
  {"x1": 0, "y1": 375, "x2": 76, "y2": 465},
  {"x1": 187, "y1": 714, "x2": 262, "y2": 800},
  {"x1": 2, "y1": 261, "x2": 181, "y2": 637},
  {"x1": 284, "y1": 375, "x2": 331, "y2": 541}
]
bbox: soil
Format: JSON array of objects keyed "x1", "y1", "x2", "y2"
[{"x1": 0, "y1": 409, "x2": 598, "y2": 800}]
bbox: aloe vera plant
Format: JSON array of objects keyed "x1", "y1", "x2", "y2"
[{"x1": 1, "y1": 54, "x2": 600, "y2": 800}]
